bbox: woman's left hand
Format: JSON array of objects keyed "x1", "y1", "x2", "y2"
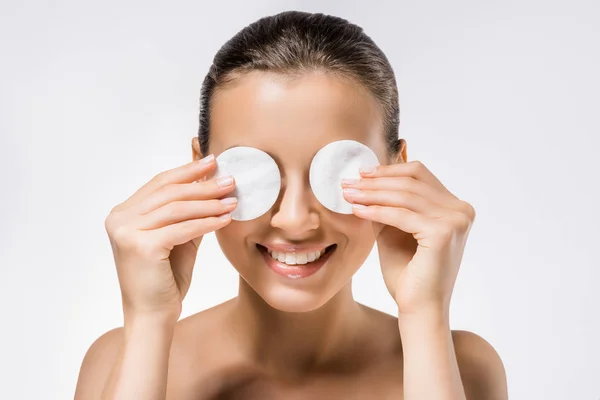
[{"x1": 341, "y1": 160, "x2": 476, "y2": 316}]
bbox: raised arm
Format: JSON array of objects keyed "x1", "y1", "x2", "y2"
[
  {"x1": 75, "y1": 314, "x2": 177, "y2": 399},
  {"x1": 75, "y1": 155, "x2": 237, "y2": 399},
  {"x1": 398, "y1": 310, "x2": 507, "y2": 399}
]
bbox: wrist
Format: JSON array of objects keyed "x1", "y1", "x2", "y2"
[
  {"x1": 124, "y1": 309, "x2": 179, "y2": 336},
  {"x1": 397, "y1": 305, "x2": 450, "y2": 331}
]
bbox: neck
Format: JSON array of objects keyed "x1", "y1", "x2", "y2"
[{"x1": 228, "y1": 276, "x2": 367, "y2": 377}]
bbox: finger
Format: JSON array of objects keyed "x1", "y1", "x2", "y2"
[
  {"x1": 359, "y1": 160, "x2": 455, "y2": 198},
  {"x1": 341, "y1": 176, "x2": 455, "y2": 208},
  {"x1": 133, "y1": 175, "x2": 236, "y2": 216},
  {"x1": 152, "y1": 213, "x2": 233, "y2": 251},
  {"x1": 351, "y1": 204, "x2": 433, "y2": 234},
  {"x1": 113, "y1": 156, "x2": 217, "y2": 212},
  {"x1": 137, "y1": 198, "x2": 238, "y2": 230},
  {"x1": 343, "y1": 188, "x2": 445, "y2": 218}
]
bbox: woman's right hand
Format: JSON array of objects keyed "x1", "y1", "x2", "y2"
[{"x1": 103, "y1": 155, "x2": 237, "y2": 324}]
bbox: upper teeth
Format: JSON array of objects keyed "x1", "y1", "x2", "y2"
[{"x1": 267, "y1": 248, "x2": 327, "y2": 265}]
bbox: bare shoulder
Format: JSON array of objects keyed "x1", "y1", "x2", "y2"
[
  {"x1": 356, "y1": 303, "x2": 404, "y2": 364},
  {"x1": 356, "y1": 305, "x2": 508, "y2": 398},
  {"x1": 74, "y1": 300, "x2": 236, "y2": 399},
  {"x1": 357, "y1": 303, "x2": 403, "y2": 344},
  {"x1": 173, "y1": 298, "x2": 236, "y2": 347},
  {"x1": 74, "y1": 326, "x2": 124, "y2": 399},
  {"x1": 452, "y1": 330, "x2": 508, "y2": 400}
]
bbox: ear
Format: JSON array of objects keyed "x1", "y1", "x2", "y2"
[
  {"x1": 191, "y1": 136, "x2": 202, "y2": 161},
  {"x1": 191, "y1": 137, "x2": 210, "y2": 182},
  {"x1": 392, "y1": 138, "x2": 407, "y2": 164}
]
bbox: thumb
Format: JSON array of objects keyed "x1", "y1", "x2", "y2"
[{"x1": 170, "y1": 237, "x2": 203, "y2": 299}]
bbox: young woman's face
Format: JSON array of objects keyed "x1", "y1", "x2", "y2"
[{"x1": 203, "y1": 70, "x2": 391, "y2": 312}]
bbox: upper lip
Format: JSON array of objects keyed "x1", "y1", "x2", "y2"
[{"x1": 259, "y1": 242, "x2": 333, "y2": 253}]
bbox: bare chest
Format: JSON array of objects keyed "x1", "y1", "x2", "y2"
[{"x1": 167, "y1": 363, "x2": 403, "y2": 400}]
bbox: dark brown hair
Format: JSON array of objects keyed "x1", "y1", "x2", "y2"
[{"x1": 198, "y1": 10, "x2": 401, "y2": 158}]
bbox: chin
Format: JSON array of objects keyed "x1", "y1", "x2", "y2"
[
  {"x1": 248, "y1": 243, "x2": 343, "y2": 312},
  {"x1": 234, "y1": 243, "x2": 344, "y2": 313},
  {"x1": 218, "y1": 233, "x2": 367, "y2": 313},
  {"x1": 252, "y1": 283, "x2": 332, "y2": 313}
]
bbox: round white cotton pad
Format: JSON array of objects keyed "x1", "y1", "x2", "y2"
[
  {"x1": 309, "y1": 140, "x2": 380, "y2": 214},
  {"x1": 209, "y1": 146, "x2": 281, "y2": 221}
]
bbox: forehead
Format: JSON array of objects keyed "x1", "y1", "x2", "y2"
[{"x1": 209, "y1": 70, "x2": 387, "y2": 164}]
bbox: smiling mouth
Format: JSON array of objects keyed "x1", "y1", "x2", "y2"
[
  {"x1": 255, "y1": 243, "x2": 337, "y2": 264},
  {"x1": 255, "y1": 243, "x2": 337, "y2": 279}
]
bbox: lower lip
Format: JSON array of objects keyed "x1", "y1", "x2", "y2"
[{"x1": 258, "y1": 245, "x2": 336, "y2": 279}]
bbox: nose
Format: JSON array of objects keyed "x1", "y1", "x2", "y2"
[{"x1": 270, "y1": 173, "x2": 320, "y2": 237}]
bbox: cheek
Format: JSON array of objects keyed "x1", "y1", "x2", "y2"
[
  {"x1": 338, "y1": 213, "x2": 378, "y2": 244},
  {"x1": 214, "y1": 222, "x2": 255, "y2": 270},
  {"x1": 214, "y1": 215, "x2": 377, "y2": 288},
  {"x1": 334, "y1": 216, "x2": 377, "y2": 273}
]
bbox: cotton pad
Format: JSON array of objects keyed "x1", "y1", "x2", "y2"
[
  {"x1": 309, "y1": 140, "x2": 380, "y2": 214},
  {"x1": 209, "y1": 146, "x2": 281, "y2": 221}
]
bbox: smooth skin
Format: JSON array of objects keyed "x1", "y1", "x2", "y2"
[{"x1": 75, "y1": 70, "x2": 507, "y2": 399}]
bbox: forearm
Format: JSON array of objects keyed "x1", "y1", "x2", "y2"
[
  {"x1": 101, "y1": 314, "x2": 176, "y2": 400},
  {"x1": 398, "y1": 308, "x2": 466, "y2": 400}
]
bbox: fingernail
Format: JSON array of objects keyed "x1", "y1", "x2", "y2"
[
  {"x1": 352, "y1": 203, "x2": 367, "y2": 209},
  {"x1": 220, "y1": 197, "x2": 237, "y2": 205},
  {"x1": 359, "y1": 165, "x2": 377, "y2": 174},
  {"x1": 216, "y1": 176, "x2": 234, "y2": 187},
  {"x1": 219, "y1": 212, "x2": 231, "y2": 220},
  {"x1": 341, "y1": 178, "x2": 360, "y2": 185},
  {"x1": 343, "y1": 188, "x2": 362, "y2": 195},
  {"x1": 199, "y1": 154, "x2": 214, "y2": 164}
]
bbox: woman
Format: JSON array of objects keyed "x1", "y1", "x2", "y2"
[{"x1": 75, "y1": 11, "x2": 507, "y2": 399}]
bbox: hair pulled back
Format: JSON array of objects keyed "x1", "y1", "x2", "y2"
[{"x1": 198, "y1": 11, "x2": 401, "y2": 157}]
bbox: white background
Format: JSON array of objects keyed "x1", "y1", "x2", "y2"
[{"x1": 1, "y1": 1, "x2": 598, "y2": 399}]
